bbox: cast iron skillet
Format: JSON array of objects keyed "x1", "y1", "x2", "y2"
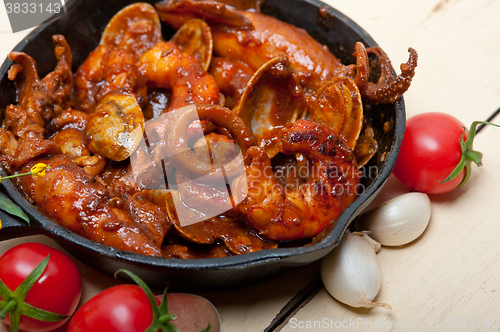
[{"x1": 0, "y1": 0, "x2": 405, "y2": 291}]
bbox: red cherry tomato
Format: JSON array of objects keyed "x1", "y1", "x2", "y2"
[
  {"x1": 67, "y1": 284, "x2": 161, "y2": 332},
  {"x1": 0, "y1": 242, "x2": 82, "y2": 332},
  {"x1": 393, "y1": 112, "x2": 468, "y2": 194}
]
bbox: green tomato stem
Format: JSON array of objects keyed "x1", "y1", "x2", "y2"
[
  {"x1": 465, "y1": 150, "x2": 483, "y2": 166},
  {"x1": 159, "y1": 314, "x2": 173, "y2": 324},
  {"x1": 115, "y1": 269, "x2": 181, "y2": 332},
  {"x1": 9, "y1": 310, "x2": 20, "y2": 332},
  {"x1": 440, "y1": 121, "x2": 500, "y2": 186},
  {"x1": 0, "y1": 256, "x2": 68, "y2": 332},
  {"x1": 0, "y1": 299, "x2": 17, "y2": 319},
  {"x1": 114, "y1": 270, "x2": 211, "y2": 332}
]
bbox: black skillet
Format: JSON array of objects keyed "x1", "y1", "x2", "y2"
[{"x1": 0, "y1": 0, "x2": 405, "y2": 291}]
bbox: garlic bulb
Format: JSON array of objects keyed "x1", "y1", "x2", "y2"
[
  {"x1": 321, "y1": 231, "x2": 391, "y2": 310},
  {"x1": 356, "y1": 192, "x2": 431, "y2": 246}
]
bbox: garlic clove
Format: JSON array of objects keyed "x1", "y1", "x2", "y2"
[
  {"x1": 355, "y1": 192, "x2": 431, "y2": 246},
  {"x1": 321, "y1": 231, "x2": 391, "y2": 311}
]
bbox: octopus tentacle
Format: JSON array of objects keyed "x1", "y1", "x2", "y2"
[
  {"x1": 353, "y1": 42, "x2": 369, "y2": 94},
  {"x1": 42, "y1": 35, "x2": 74, "y2": 111},
  {"x1": 138, "y1": 41, "x2": 220, "y2": 111},
  {"x1": 7, "y1": 52, "x2": 48, "y2": 136},
  {"x1": 166, "y1": 103, "x2": 257, "y2": 181},
  {"x1": 0, "y1": 38, "x2": 74, "y2": 172},
  {"x1": 233, "y1": 120, "x2": 360, "y2": 240},
  {"x1": 362, "y1": 47, "x2": 418, "y2": 104}
]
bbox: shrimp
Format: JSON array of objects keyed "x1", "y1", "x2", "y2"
[
  {"x1": 208, "y1": 57, "x2": 253, "y2": 109},
  {"x1": 138, "y1": 41, "x2": 220, "y2": 111},
  {"x1": 73, "y1": 3, "x2": 163, "y2": 113},
  {"x1": 73, "y1": 45, "x2": 147, "y2": 113},
  {"x1": 232, "y1": 119, "x2": 361, "y2": 240},
  {"x1": 47, "y1": 108, "x2": 107, "y2": 175},
  {"x1": 17, "y1": 155, "x2": 170, "y2": 256}
]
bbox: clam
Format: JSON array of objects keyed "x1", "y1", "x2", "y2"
[
  {"x1": 86, "y1": 93, "x2": 145, "y2": 161},
  {"x1": 308, "y1": 76, "x2": 363, "y2": 150},
  {"x1": 235, "y1": 56, "x2": 306, "y2": 157},
  {"x1": 171, "y1": 18, "x2": 213, "y2": 71},
  {"x1": 354, "y1": 125, "x2": 378, "y2": 168},
  {"x1": 100, "y1": 2, "x2": 162, "y2": 58}
]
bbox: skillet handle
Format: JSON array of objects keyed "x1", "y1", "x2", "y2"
[{"x1": 0, "y1": 206, "x2": 41, "y2": 241}]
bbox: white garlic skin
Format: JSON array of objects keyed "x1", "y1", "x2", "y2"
[
  {"x1": 356, "y1": 192, "x2": 431, "y2": 246},
  {"x1": 321, "y1": 231, "x2": 390, "y2": 310}
]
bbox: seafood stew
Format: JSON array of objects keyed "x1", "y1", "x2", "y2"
[{"x1": 0, "y1": 0, "x2": 412, "y2": 290}]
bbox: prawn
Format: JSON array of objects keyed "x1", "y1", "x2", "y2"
[
  {"x1": 232, "y1": 119, "x2": 361, "y2": 241},
  {"x1": 208, "y1": 57, "x2": 254, "y2": 109},
  {"x1": 50, "y1": 109, "x2": 107, "y2": 175},
  {"x1": 138, "y1": 41, "x2": 220, "y2": 111},
  {"x1": 73, "y1": 45, "x2": 147, "y2": 113},
  {"x1": 17, "y1": 155, "x2": 170, "y2": 256}
]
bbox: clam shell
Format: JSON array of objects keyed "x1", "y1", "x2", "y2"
[
  {"x1": 309, "y1": 76, "x2": 363, "y2": 150},
  {"x1": 171, "y1": 18, "x2": 213, "y2": 71},
  {"x1": 86, "y1": 93, "x2": 145, "y2": 161},
  {"x1": 100, "y1": 2, "x2": 162, "y2": 58},
  {"x1": 235, "y1": 56, "x2": 306, "y2": 157}
]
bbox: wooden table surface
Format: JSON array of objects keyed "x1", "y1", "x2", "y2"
[{"x1": 1, "y1": 0, "x2": 500, "y2": 331}]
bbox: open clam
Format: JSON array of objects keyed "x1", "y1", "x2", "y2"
[
  {"x1": 353, "y1": 125, "x2": 378, "y2": 168},
  {"x1": 234, "y1": 56, "x2": 306, "y2": 157},
  {"x1": 308, "y1": 76, "x2": 363, "y2": 150},
  {"x1": 100, "y1": 2, "x2": 163, "y2": 59},
  {"x1": 86, "y1": 92, "x2": 145, "y2": 161},
  {"x1": 171, "y1": 18, "x2": 213, "y2": 71}
]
